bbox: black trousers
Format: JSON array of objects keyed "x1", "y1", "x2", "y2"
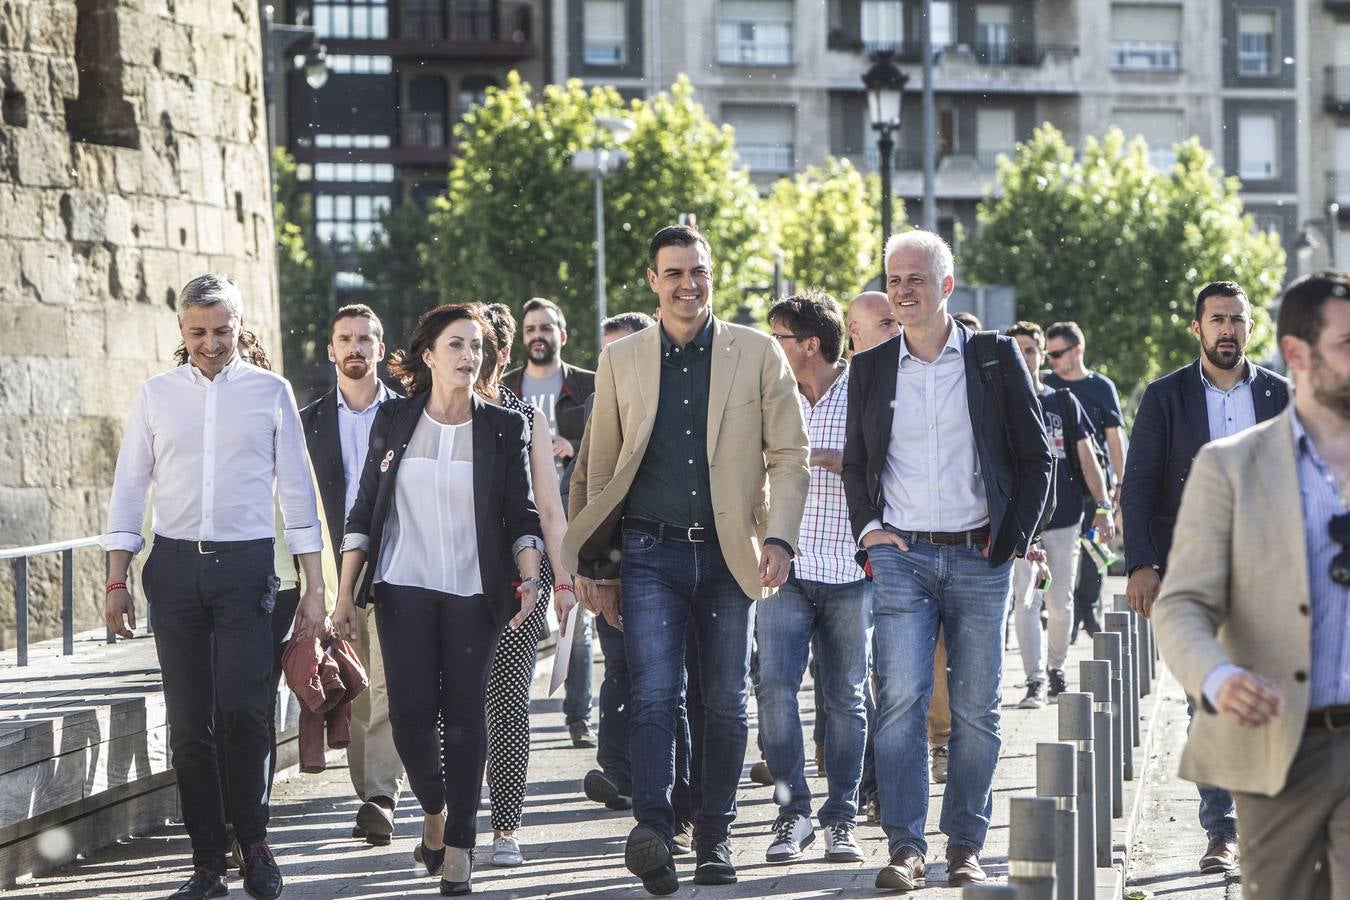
[
  {"x1": 143, "y1": 540, "x2": 277, "y2": 874},
  {"x1": 374, "y1": 583, "x2": 501, "y2": 850},
  {"x1": 216, "y1": 586, "x2": 300, "y2": 828}
]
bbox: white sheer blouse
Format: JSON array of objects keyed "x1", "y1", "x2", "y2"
[{"x1": 374, "y1": 411, "x2": 482, "y2": 595}]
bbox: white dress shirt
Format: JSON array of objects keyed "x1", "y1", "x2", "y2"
[
  {"x1": 373, "y1": 412, "x2": 482, "y2": 595},
  {"x1": 864, "y1": 323, "x2": 988, "y2": 538},
  {"x1": 336, "y1": 380, "x2": 391, "y2": 522},
  {"x1": 103, "y1": 357, "x2": 323, "y2": 556}
]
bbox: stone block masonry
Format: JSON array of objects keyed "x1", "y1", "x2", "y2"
[{"x1": 0, "y1": 0, "x2": 280, "y2": 649}]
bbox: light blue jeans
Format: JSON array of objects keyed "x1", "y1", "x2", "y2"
[
  {"x1": 868, "y1": 538, "x2": 1013, "y2": 856},
  {"x1": 755, "y1": 575, "x2": 872, "y2": 826}
]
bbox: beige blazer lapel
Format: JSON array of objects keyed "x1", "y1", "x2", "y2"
[
  {"x1": 635, "y1": 324, "x2": 661, "y2": 424},
  {"x1": 1253, "y1": 411, "x2": 1310, "y2": 603},
  {"x1": 706, "y1": 319, "x2": 741, "y2": 459}
]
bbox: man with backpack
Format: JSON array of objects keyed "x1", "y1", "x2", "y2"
[
  {"x1": 1005, "y1": 322, "x2": 1115, "y2": 708},
  {"x1": 1121, "y1": 280, "x2": 1288, "y2": 874},
  {"x1": 843, "y1": 231, "x2": 1052, "y2": 890}
]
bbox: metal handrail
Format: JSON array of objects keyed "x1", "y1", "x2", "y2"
[{"x1": 2, "y1": 535, "x2": 111, "y2": 666}]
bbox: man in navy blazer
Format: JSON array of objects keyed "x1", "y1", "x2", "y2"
[
  {"x1": 842, "y1": 230, "x2": 1052, "y2": 890},
  {"x1": 298, "y1": 304, "x2": 407, "y2": 848},
  {"x1": 1121, "y1": 279, "x2": 1289, "y2": 874}
]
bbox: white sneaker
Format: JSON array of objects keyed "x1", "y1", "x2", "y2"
[
  {"x1": 765, "y1": 813, "x2": 815, "y2": 863},
  {"x1": 823, "y1": 821, "x2": 865, "y2": 863},
  {"x1": 491, "y1": 835, "x2": 524, "y2": 867}
]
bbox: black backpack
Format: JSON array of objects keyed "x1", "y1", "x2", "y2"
[
  {"x1": 1055, "y1": 388, "x2": 1113, "y2": 501},
  {"x1": 971, "y1": 331, "x2": 1055, "y2": 538}
]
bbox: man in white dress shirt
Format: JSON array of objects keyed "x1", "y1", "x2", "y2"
[{"x1": 104, "y1": 274, "x2": 326, "y2": 900}]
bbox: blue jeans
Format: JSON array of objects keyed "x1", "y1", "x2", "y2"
[
  {"x1": 564, "y1": 609, "x2": 595, "y2": 725},
  {"x1": 595, "y1": 614, "x2": 696, "y2": 820},
  {"x1": 1187, "y1": 702, "x2": 1238, "y2": 838},
  {"x1": 756, "y1": 575, "x2": 871, "y2": 826},
  {"x1": 621, "y1": 530, "x2": 753, "y2": 848},
  {"x1": 868, "y1": 539, "x2": 1013, "y2": 856}
]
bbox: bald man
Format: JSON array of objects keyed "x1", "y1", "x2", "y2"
[{"x1": 847, "y1": 292, "x2": 899, "y2": 354}]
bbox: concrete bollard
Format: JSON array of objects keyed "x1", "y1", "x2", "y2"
[
  {"x1": 962, "y1": 886, "x2": 1017, "y2": 898},
  {"x1": 1009, "y1": 796, "x2": 1058, "y2": 900},
  {"x1": 1036, "y1": 743, "x2": 1077, "y2": 900},
  {"x1": 1135, "y1": 611, "x2": 1152, "y2": 696},
  {"x1": 1104, "y1": 612, "x2": 1136, "y2": 781},
  {"x1": 1080, "y1": 660, "x2": 1115, "y2": 866},
  {"x1": 1058, "y1": 693, "x2": 1097, "y2": 900},
  {"x1": 1090, "y1": 633, "x2": 1125, "y2": 818}
]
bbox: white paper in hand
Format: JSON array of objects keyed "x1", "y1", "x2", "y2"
[{"x1": 549, "y1": 603, "x2": 580, "y2": 695}]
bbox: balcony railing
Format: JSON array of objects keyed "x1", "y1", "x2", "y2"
[
  {"x1": 836, "y1": 35, "x2": 1076, "y2": 68},
  {"x1": 863, "y1": 146, "x2": 932, "y2": 170},
  {"x1": 1111, "y1": 41, "x2": 1181, "y2": 72},
  {"x1": 976, "y1": 147, "x2": 1015, "y2": 169},
  {"x1": 1238, "y1": 159, "x2": 1278, "y2": 181},
  {"x1": 405, "y1": 113, "x2": 446, "y2": 148},
  {"x1": 584, "y1": 40, "x2": 626, "y2": 65},
  {"x1": 718, "y1": 19, "x2": 794, "y2": 65},
  {"x1": 1327, "y1": 66, "x2": 1350, "y2": 112},
  {"x1": 737, "y1": 142, "x2": 795, "y2": 171}
]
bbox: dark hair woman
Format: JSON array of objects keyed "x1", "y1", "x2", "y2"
[
  {"x1": 473, "y1": 303, "x2": 579, "y2": 867},
  {"x1": 332, "y1": 303, "x2": 544, "y2": 895}
]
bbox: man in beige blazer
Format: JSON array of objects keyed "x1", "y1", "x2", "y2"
[
  {"x1": 563, "y1": 224, "x2": 809, "y2": 896},
  {"x1": 1154, "y1": 270, "x2": 1350, "y2": 899}
]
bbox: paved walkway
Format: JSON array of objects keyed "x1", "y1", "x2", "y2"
[{"x1": 9, "y1": 592, "x2": 1155, "y2": 898}]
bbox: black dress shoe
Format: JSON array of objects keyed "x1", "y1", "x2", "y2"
[
  {"x1": 693, "y1": 842, "x2": 737, "y2": 885},
  {"x1": 169, "y1": 867, "x2": 228, "y2": 899},
  {"x1": 439, "y1": 847, "x2": 474, "y2": 895},
  {"x1": 415, "y1": 841, "x2": 446, "y2": 877},
  {"x1": 625, "y1": 825, "x2": 678, "y2": 896},
  {"x1": 583, "y1": 769, "x2": 633, "y2": 810},
  {"x1": 355, "y1": 798, "x2": 395, "y2": 846},
  {"x1": 241, "y1": 842, "x2": 283, "y2": 900}
]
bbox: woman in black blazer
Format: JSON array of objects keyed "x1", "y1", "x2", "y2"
[{"x1": 333, "y1": 303, "x2": 543, "y2": 896}]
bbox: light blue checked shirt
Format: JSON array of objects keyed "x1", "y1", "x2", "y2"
[
  {"x1": 1203, "y1": 409, "x2": 1350, "y2": 709},
  {"x1": 1200, "y1": 361, "x2": 1256, "y2": 442}
]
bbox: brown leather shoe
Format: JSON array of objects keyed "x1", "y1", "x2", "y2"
[
  {"x1": 1199, "y1": 834, "x2": 1238, "y2": 873},
  {"x1": 875, "y1": 846, "x2": 926, "y2": 891},
  {"x1": 946, "y1": 845, "x2": 987, "y2": 886}
]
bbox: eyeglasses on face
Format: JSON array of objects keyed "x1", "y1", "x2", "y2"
[
  {"x1": 771, "y1": 333, "x2": 810, "y2": 343},
  {"x1": 1045, "y1": 346, "x2": 1077, "y2": 361}
]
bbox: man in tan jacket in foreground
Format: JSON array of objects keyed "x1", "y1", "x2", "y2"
[{"x1": 1154, "y1": 270, "x2": 1350, "y2": 899}]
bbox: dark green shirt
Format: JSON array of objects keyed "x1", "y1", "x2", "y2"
[{"x1": 625, "y1": 314, "x2": 716, "y2": 528}]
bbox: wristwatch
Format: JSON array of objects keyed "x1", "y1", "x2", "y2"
[
  {"x1": 518, "y1": 576, "x2": 541, "y2": 592},
  {"x1": 1094, "y1": 501, "x2": 1113, "y2": 514}
]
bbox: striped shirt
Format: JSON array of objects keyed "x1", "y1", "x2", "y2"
[
  {"x1": 1293, "y1": 410, "x2": 1350, "y2": 710},
  {"x1": 794, "y1": 365, "x2": 865, "y2": 585}
]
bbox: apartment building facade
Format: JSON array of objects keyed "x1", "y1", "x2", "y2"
[
  {"x1": 1310, "y1": 0, "x2": 1350, "y2": 270},
  {"x1": 557, "y1": 0, "x2": 1333, "y2": 269},
  {"x1": 275, "y1": 0, "x2": 551, "y2": 281}
]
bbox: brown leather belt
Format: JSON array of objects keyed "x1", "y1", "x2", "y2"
[
  {"x1": 886, "y1": 524, "x2": 991, "y2": 547},
  {"x1": 1307, "y1": 706, "x2": 1350, "y2": 732}
]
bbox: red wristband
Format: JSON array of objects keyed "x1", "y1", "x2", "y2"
[
  {"x1": 106, "y1": 582, "x2": 127, "y2": 594},
  {"x1": 555, "y1": 583, "x2": 574, "y2": 594}
]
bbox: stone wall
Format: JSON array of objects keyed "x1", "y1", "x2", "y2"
[{"x1": 0, "y1": 0, "x2": 280, "y2": 647}]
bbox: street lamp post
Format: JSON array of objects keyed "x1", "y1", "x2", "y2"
[
  {"x1": 863, "y1": 52, "x2": 909, "y2": 283},
  {"x1": 572, "y1": 115, "x2": 637, "y2": 350},
  {"x1": 1296, "y1": 201, "x2": 1342, "y2": 270},
  {"x1": 260, "y1": 3, "x2": 329, "y2": 150}
]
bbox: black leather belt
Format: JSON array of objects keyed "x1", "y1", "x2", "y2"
[
  {"x1": 154, "y1": 536, "x2": 273, "y2": 555},
  {"x1": 886, "y1": 524, "x2": 991, "y2": 547},
  {"x1": 1307, "y1": 706, "x2": 1350, "y2": 732},
  {"x1": 624, "y1": 517, "x2": 716, "y2": 544}
]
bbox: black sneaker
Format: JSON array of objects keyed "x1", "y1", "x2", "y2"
[
  {"x1": 241, "y1": 842, "x2": 283, "y2": 900},
  {"x1": 1018, "y1": 681, "x2": 1045, "y2": 709},
  {"x1": 169, "y1": 867, "x2": 228, "y2": 899},
  {"x1": 583, "y1": 768, "x2": 633, "y2": 810},
  {"x1": 625, "y1": 825, "x2": 678, "y2": 896},
  {"x1": 693, "y1": 842, "x2": 737, "y2": 885},
  {"x1": 1047, "y1": 668, "x2": 1068, "y2": 701}
]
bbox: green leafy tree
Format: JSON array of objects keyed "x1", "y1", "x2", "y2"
[
  {"x1": 359, "y1": 200, "x2": 438, "y2": 351},
  {"x1": 765, "y1": 157, "x2": 889, "y2": 303},
  {"x1": 426, "y1": 73, "x2": 772, "y2": 365},
  {"x1": 274, "y1": 148, "x2": 333, "y2": 386},
  {"x1": 962, "y1": 125, "x2": 1285, "y2": 403}
]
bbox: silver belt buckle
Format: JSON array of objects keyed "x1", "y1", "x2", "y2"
[
  {"x1": 197, "y1": 540, "x2": 215, "y2": 555},
  {"x1": 687, "y1": 527, "x2": 705, "y2": 543}
]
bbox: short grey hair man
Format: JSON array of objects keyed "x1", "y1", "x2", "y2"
[
  {"x1": 177, "y1": 273, "x2": 244, "y2": 320},
  {"x1": 884, "y1": 230, "x2": 955, "y2": 286}
]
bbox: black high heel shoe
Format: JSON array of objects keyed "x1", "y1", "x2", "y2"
[
  {"x1": 440, "y1": 847, "x2": 474, "y2": 895},
  {"x1": 413, "y1": 841, "x2": 445, "y2": 877}
]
